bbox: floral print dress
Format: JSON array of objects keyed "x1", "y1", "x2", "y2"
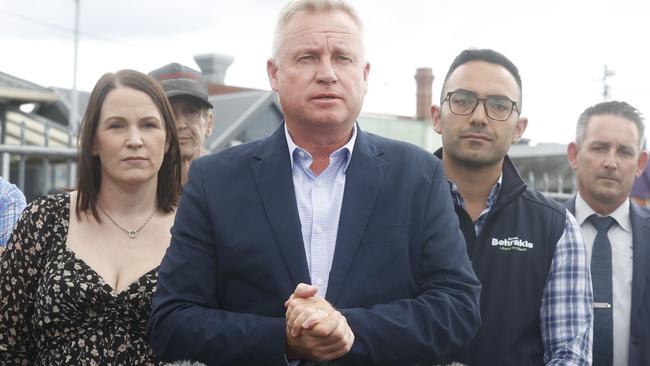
[{"x1": 0, "y1": 194, "x2": 162, "y2": 365}]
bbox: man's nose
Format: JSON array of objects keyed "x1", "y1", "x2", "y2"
[
  {"x1": 316, "y1": 59, "x2": 338, "y2": 84},
  {"x1": 469, "y1": 100, "x2": 489, "y2": 126},
  {"x1": 603, "y1": 150, "x2": 618, "y2": 169},
  {"x1": 174, "y1": 113, "x2": 188, "y2": 129}
]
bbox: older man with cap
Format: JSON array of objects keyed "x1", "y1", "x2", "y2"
[{"x1": 149, "y1": 63, "x2": 214, "y2": 184}]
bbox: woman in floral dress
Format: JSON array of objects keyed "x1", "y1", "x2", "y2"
[{"x1": 0, "y1": 69, "x2": 181, "y2": 365}]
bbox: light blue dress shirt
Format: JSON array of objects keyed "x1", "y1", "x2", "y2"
[
  {"x1": 0, "y1": 177, "x2": 26, "y2": 247},
  {"x1": 284, "y1": 125, "x2": 356, "y2": 298}
]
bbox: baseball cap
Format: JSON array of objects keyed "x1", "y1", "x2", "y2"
[{"x1": 148, "y1": 62, "x2": 213, "y2": 108}]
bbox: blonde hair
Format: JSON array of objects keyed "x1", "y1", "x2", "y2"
[{"x1": 271, "y1": 0, "x2": 364, "y2": 59}]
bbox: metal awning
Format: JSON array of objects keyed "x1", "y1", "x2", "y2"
[{"x1": 0, "y1": 71, "x2": 59, "y2": 103}]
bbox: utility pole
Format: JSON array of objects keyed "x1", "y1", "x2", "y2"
[
  {"x1": 68, "y1": 0, "x2": 80, "y2": 185},
  {"x1": 70, "y1": 0, "x2": 80, "y2": 133},
  {"x1": 602, "y1": 64, "x2": 615, "y2": 101}
]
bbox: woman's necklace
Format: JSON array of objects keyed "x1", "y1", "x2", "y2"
[{"x1": 99, "y1": 206, "x2": 156, "y2": 239}]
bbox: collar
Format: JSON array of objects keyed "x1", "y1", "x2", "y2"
[
  {"x1": 434, "y1": 147, "x2": 523, "y2": 206},
  {"x1": 285, "y1": 123, "x2": 357, "y2": 171},
  {"x1": 574, "y1": 192, "x2": 632, "y2": 232},
  {"x1": 448, "y1": 174, "x2": 503, "y2": 210}
]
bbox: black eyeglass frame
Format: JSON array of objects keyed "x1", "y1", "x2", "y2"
[{"x1": 442, "y1": 91, "x2": 520, "y2": 121}]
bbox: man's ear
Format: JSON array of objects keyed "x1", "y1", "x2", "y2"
[
  {"x1": 205, "y1": 110, "x2": 214, "y2": 137},
  {"x1": 636, "y1": 150, "x2": 649, "y2": 177},
  {"x1": 267, "y1": 58, "x2": 279, "y2": 92},
  {"x1": 431, "y1": 105, "x2": 442, "y2": 134},
  {"x1": 567, "y1": 142, "x2": 579, "y2": 170},
  {"x1": 511, "y1": 117, "x2": 528, "y2": 144},
  {"x1": 362, "y1": 62, "x2": 370, "y2": 94}
]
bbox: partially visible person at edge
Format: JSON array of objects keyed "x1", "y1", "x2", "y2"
[
  {"x1": 0, "y1": 176, "x2": 26, "y2": 255},
  {"x1": 149, "y1": 62, "x2": 214, "y2": 184},
  {"x1": 431, "y1": 48, "x2": 593, "y2": 366},
  {"x1": 0, "y1": 69, "x2": 181, "y2": 365},
  {"x1": 146, "y1": 0, "x2": 481, "y2": 365},
  {"x1": 565, "y1": 101, "x2": 650, "y2": 366}
]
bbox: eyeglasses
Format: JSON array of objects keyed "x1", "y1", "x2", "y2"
[{"x1": 443, "y1": 91, "x2": 520, "y2": 121}]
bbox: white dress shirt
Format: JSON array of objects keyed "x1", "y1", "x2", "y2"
[{"x1": 574, "y1": 193, "x2": 633, "y2": 366}]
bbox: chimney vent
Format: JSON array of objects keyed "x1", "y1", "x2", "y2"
[
  {"x1": 194, "y1": 53, "x2": 234, "y2": 85},
  {"x1": 414, "y1": 68, "x2": 434, "y2": 121}
]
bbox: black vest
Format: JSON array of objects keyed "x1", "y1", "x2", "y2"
[{"x1": 436, "y1": 151, "x2": 566, "y2": 366}]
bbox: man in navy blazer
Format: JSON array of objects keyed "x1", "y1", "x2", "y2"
[
  {"x1": 146, "y1": 1, "x2": 480, "y2": 365},
  {"x1": 566, "y1": 101, "x2": 650, "y2": 366}
]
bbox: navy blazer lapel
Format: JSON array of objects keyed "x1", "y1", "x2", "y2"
[
  {"x1": 565, "y1": 196, "x2": 577, "y2": 215},
  {"x1": 630, "y1": 203, "x2": 650, "y2": 319},
  {"x1": 250, "y1": 126, "x2": 311, "y2": 286},
  {"x1": 326, "y1": 129, "x2": 387, "y2": 304}
]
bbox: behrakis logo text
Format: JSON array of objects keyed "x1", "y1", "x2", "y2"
[{"x1": 491, "y1": 237, "x2": 534, "y2": 252}]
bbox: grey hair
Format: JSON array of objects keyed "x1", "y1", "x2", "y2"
[
  {"x1": 576, "y1": 101, "x2": 646, "y2": 149},
  {"x1": 271, "y1": 0, "x2": 364, "y2": 59}
]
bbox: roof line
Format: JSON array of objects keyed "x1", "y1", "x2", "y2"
[
  {"x1": 209, "y1": 92, "x2": 277, "y2": 150},
  {"x1": 0, "y1": 86, "x2": 58, "y2": 103}
]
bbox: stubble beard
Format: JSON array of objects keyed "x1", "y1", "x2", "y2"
[
  {"x1": 445, "y1": 139, "x2": 506, "y2": 170},
  {"x1": 590, "y1": 181, "x2": 626, "y2": 208}
]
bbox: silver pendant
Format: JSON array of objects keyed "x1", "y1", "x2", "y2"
[{"x1": 128, "y1": 230, "x2": 137, "y2": 239}]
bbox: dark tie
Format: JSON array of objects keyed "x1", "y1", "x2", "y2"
[{"x1": 589, "y1": 214, "x2": 616, "y2": 366}]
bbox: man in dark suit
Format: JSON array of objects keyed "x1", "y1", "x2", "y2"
[
  {"x1": 566, "y1": 101, "x2": 650, "y2": 366},
  {"x1": 146, "y1": 0, "x2": 481, "y2": 365}
]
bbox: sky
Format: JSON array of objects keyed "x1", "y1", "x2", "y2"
[{"x1": 1, "y1": 0, "x2": 649, "y2": 144}]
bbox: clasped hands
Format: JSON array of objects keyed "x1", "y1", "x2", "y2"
[{"x1": 284, "y1": 283, "x2": 355, "y2": 361}]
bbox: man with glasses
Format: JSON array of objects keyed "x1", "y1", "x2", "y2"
[
  {"x1": 431, "y1": 48, "x2": 592, "y2": 365},
  {"x1": 149, "y1": 62, "x2": 214, "y2": 184}
]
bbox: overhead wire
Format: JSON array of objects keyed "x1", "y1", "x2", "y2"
[{"x1": 0, "y1": 8, "x2": 130, "y2": 45}]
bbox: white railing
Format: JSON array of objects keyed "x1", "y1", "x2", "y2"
[
  {"x1": 525, "y1": 171, "x2": 575, "y2": 202},
  {"x1": 1, "y1": 121, "x2": 77, "y2": 200}
]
